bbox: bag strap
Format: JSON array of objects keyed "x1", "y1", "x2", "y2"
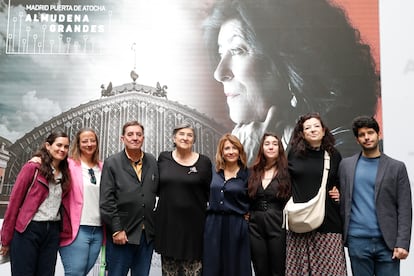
[
  {"x1": 320, "y1": 151, "x2": 330, "y2": 190},
  {"x1": 23, "y1": 168, "x2": 39, "y2": 203},
  {"x1": 282, "y1": 151, "x2": 331, "y2": 230}
]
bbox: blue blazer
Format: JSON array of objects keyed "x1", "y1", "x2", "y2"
[{"x1": 339, "y1": 152, "x2": 412, "y2": 251}]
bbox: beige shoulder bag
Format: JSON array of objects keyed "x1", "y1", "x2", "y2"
[{"x1": 283, "y1": 151, "x2": 330, "y2": 233}]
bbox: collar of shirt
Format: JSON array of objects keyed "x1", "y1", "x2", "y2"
[{"x1": 126, "y1": 151, "x2": 144, "y2": 180}]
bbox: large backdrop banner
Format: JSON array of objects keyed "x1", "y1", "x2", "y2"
[
  {"x1": 5, "y1": 1, "x2": 414, "y2": 276},
  {"x1": 0, "y1": 0, "x2": 381, "y2": 186}
]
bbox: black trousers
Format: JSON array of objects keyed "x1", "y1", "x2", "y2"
[
  {"x1": 10, "y1": 220, "x2": 60, "y2": 276},
  {"x1": 249, "y1": 210, "x2": 286, "y2": 276}
]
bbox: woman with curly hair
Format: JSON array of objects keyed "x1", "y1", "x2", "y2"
[{"x1": 286, "y1": 113, "x2": 346, "y2": 275}]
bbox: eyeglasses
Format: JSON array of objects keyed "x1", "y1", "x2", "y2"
[{"x1": 88, "y1": 168, "x2": 96, "y2": 185}]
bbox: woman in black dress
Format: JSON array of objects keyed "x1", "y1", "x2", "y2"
[
  {"x1": 248, "y1": 133, "x2": 291, "y2": 276},
  {"x1": 155, "y1": 123, "x2": 212, "y2": 276}
]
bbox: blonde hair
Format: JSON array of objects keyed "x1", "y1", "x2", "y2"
[{"x1": 70, "y1": 128, "x2": 100, "y2": 165}]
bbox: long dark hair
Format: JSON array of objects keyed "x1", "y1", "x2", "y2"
[
  {"x1": 248, "y1": 133, "x2": 291, "y2": 199},
  {"x1": 34, "y1": 131, "x2": 71, "y2": 192},
  {"x1": 289, "y1": 113, "x2": 336, "y2": 156}
]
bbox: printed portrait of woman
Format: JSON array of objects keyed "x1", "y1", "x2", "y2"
[{"x1": 203, "y1": 0, "x2": 379, "y2": 164}]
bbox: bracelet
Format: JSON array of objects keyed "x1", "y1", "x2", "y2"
[{"x1": 112, "y1": 231, "x2": 121, "y2": 237}]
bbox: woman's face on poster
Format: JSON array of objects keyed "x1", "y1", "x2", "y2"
[{"x1": 214, "y1": 19, "x2": 278, "y2": 124}]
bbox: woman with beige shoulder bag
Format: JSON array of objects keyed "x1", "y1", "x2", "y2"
[{"x1": 285, "y1": 113, "x2": 346, "y2": 276}]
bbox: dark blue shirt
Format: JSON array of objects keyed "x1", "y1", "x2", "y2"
[
  {"x1": 349, "y1": 155, "x2": 381, "y2": 238},
  {"x1": 207, "y1": 168, "x2": 250, "y2": 215}
]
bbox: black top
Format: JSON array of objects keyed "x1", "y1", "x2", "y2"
[
  {"x1": 155, "y1": 151, "x2": 212, "y2": 260},
  {"x1": 288, "y1": 148, "x2": 343, "y2": 233},
  {"x1": 250, "y1": 178, "x2": 287, "y2": 212},
  {"x1": 249, "y1": 177, "x2": 287, "y2": 238}
]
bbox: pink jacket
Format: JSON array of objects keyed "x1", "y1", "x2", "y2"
[
  {"x1": 1, "y1": 162, "x2": 71, "y2": 247},
  {"x1": 60, "y1": 158, "x2": 103, "y2": 246}
]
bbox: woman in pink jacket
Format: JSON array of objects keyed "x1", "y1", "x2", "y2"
[
  {"x1": 59, "y1": 128, "x2": 104, "y2": 276},
  {"x1": 0, "y1": 131, "x2": 71, "y2": 276}
]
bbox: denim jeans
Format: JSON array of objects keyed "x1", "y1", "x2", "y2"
[
  {"x1": 106, "y1": 231, "x2": 154, "y2": 276},
  {"x1": 347, "y1": 236, "x2": 400, "y2": 276},
  {"x1": 10, "y1": 220, "x2": 60, "y2": 276},
  {"x1": 59, "y1": 225, "x2": 103, "y2": 276}
]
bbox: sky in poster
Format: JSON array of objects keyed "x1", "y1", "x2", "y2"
[{"x1": 0, "y1": 0, "x2": 229, "y2": 142}]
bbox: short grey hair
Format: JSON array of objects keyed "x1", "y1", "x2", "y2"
[{"x1": 173, "y1": 123, "x2": 196, "y2": 144}]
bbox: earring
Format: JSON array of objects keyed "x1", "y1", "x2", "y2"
[
  {"x1": 290, "y1": 94, "x2": 297, "y2": 108},
  {"x1": 288, "y1": 82, "x2": 297, "y2": 108}
]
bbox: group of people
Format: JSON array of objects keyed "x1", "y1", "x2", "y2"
[
  {"x1": 1, "y1": 113, "x2": 411, "y2": 276},
  {"x1": 0, "y1": 0, "x2": 405, "y2": 275}
]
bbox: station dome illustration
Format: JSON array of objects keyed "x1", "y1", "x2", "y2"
[{"x1": 3, "y1": 76, "x2": 227, "y2": 186}]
